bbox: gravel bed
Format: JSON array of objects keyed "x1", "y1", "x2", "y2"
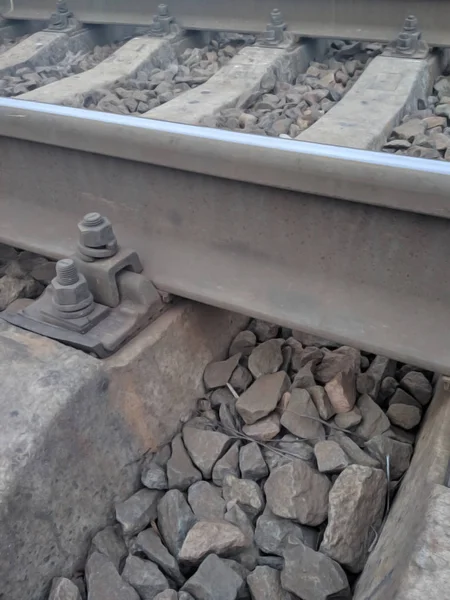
[
  {"x1": 203, "y1": 41, "x2": 384, "y2": 138},
  {"x1": 383, "y1": 70, "x2": 450, "y2": 160},
  {"x1": 0, "y1": 243, "x2": 55, "y2": 309},
  {"x1": 46, "y1": 318, "x2": 433, "y2": 600},
  {"x1": 75, "y1": 34, "x2": 255, "y2": 116},
  {"x1": 0, "y1": 42, "x2": 122, "y2": 97}
]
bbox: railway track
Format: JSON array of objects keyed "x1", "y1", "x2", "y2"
[{"x1": 1, "y1": 3, "x2": 450, "y2": 600}]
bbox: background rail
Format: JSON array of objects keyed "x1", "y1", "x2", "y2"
[{"x1": 2, "y1": 0, "x2": 450, "y2": 46}]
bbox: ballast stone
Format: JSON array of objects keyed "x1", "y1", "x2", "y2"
[
  {"x1": 85, "y1": 552, "x2": 140, "y2": 600},
  {"x1": 320, "y1": 465, "x2": 387, "y2": 572}
]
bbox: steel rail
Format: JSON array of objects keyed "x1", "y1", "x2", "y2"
[
  {"x1": 1, "y1": 0, "x2": 450, "y2": 46},
  {"x1": 1, "y1": 98, "x2": 450, "y2": 373}
]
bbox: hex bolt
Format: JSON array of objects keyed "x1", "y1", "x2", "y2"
[
  {"x1": 403, "y1": 15, "x2": 418, "y2": 33},
  {"x1": 56, "y1": 259, "x2": 79, "y2": 285},
  {"x1": 158, "y1": 4, "x2": 169, "y2": 17},
  {"x1": 82, "y1": 212, "x2": 104, "y2": 228},
  {"x1": 397, "y1": 32, "x2": 412, "y2": 53},
  {"x1": 270, "y1": 8, "x2": 284, "y2": 26},
  {"x1": 151, "y1": 15, "x2": 164, "y2": 33}
]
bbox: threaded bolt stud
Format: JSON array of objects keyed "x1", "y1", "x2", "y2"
[
  {"x1": 82, "y1": 212, "x2": 104, "y2": 227},
  {"x1": 158, "y1": 4, "x2": 169, "y2": 16},
  {"x1": 404, "y1": 15, "x2": 418, "y2": 33},
  {"x1": 57, "y1": 0, "x2": 69, "y2": 15},
  {"x1": 56, "y1": 259, "x2": 79, "y2": 285},
  {"x1": 270, "y1": 8, "x2": 283, "y2": 25}
]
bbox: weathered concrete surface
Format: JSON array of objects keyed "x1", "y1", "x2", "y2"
[
  {"x1": 0, "y1": 29, "x2": 97, "y2": 78},
  {"x1": 21, "y1": 36, "x2": 173, "y2": 106},
  {"x1": 0, "y1": 301, "x2": 247, "y2": 600},
  {"x1": 143, "y1": 40, "x2": 328, "y2": 125},
  {"x1": 355, "y1": 376, "x2": 450, "y2": 600},
  {"x1": 299, "y1": 55, "x2": 439, "y2": 150},
  {"x1": 395, "y1": 484, "x2": 450, "y2": 600}
]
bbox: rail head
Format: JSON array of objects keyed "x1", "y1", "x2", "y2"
[{"x1": 0, "y1": 97, "x2": 449, "y2": 220}]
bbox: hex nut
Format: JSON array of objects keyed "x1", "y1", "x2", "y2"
[
  {"x1": 78, "y1": 216, "x2": 116, "y2": 249},
  {"x1": 52, "y1": 272, "x2": 92, "y2": 306}
]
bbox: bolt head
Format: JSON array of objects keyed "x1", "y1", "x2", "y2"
[
  {"x1": 78, "y1": 215, "x2": 116, "y2": 248},
  {"x1": 52, "y1": 272, "x2": 92, "y2": 306}
]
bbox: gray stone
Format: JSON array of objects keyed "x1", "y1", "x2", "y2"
[
  {"x1": 157, "y1": 489, "x2": 197, "y2": 558},
  {"x1": 239, "y1": 442, "x2": 268, "y2": 480},
  {"x1": 356, "y1": 355, "x2": 396, "y2": 398},
  {"x1": 249, "y1": 320, "x2": 279, "y2": 342},
  {"x1": 387, "y1": 403, "x2": 422, "y2": 430},
  {"x1": 281, "y1": 543, "x2": 350, "y2": 600},
  {"x1": 248, "y1": 339, "x2": 283, "y2": 378},
  {"x1": 308, "y1": 385, "x2": 335, "y2": 420},
  {"x1": 378, "y1": 376, "x2": 398, "y2": 403},
  {"x1": 242, "y1": 412, "x2": 281, "y2": 441},
  {"x1": 179, "y1": 520, "x2": 248, "y2": 564},
  {"x1": 30, "y1": 260, "x2": 56, "y2": 284},
  {"x1": 182, "y1": 554, "x2": 244, "y2": 600},
  {"x1": 212, "y1": 441, "x2": 241, "y2": 486},
  {"x1": 116, "y1": 489, "x2": 163, "y2": 537},
  {"x1": 229, "y1": 332, "x2": 257, "y2": 357},
  {"x1": 122, "y1": 555, "x2": 169, "y2": 600},
  {"x1": 264, "y1": 460, "x2": 330, "y2": 526},
  {"x1": 49, "y1": 578, "x2": 82, "y2": 600},
  {"x1": 315, "y1": 346, "x2": 360, "y2": 384},
  {"x1": 183, "y1": 426, "x2": 232, "y2": 478},
  {"x1": 135, "y1": 528, "x2": 185, "y2": 586},
  {"x1": 325, "y1": 367, "x2": 357, "y2": 414},
  {"x1": 204, "y1": 354, "x2": 242, "y2": 389},
  {"x1": 329, "y1": 431, "x2": 380, "y2": 468},
  {"x1": 0, "y1": 274, "x2": 43, "y2": 310},
  {"x1": 90, "y1": 525, "x2": 127, "y2": 571},
  {"x1": 292, "y1": 330, "x2": 339, "y2": 349},
  {"x1": 320, "y1": 465, "x2": 387, "y2": 572},
  {"x1": 365, "y1": 434, "x2": 413, "y2": 479},
  {"x1": 154, "y1": 591, "x2": 178, "y2": 600},
  {"x1": 247, "y1": 566, "x2": 290, "y2": 600},
  {"x1": 179, "y1": 593, "x2": 195, "y2": 600},
  {"x1": 229, "y1": 365, "x2": 253, "y2": 393},
  {"x1": 219, "y1": 402, "x2": 240, "y2": 432},
  {"x1": 153, "y1": 445, "x2": 172, "y2": 467},
  {"x1": 384, "y1": 139, "x2": 411, "y2": 150},
  {"x1": 85, "y1": 552, "x2": 140, "y2": 600},
  {"x1": 141, "y1": 461, "x2": 168, "y2": 490},
  {"x1": 392, "y1": 119, "x2": 426, "y2": 141},
  {"x1": 167, "y1": 434, "x2": 202, "y2": 491},
  {"x1": 434, "y1": 76, "x2": 450, "y2": 97},
  {"x1": 280, "y1": 388, "x2": 325, "y2": 441},
  {"x1": 334, "y1": 406, "x2": 362, "y2": 429},
  {"x1": 400, "y1": 371, "x2": 433, "y2": 406},
  {"x1": 314, "y1": 440, "x2": 350, "y2": 474},
  {"x1": 255, "y1": 507, "x2": 317, "y2": 556},
  {"x1": 276, "y1": 434, "x2": 316, "y2": 467},
  {"x1": 292, "y1": 347, "x2": 324, "y2": 372},
  {"x1": 257, "y1": 555, "x2": 284, "y2": 570},
  {"x1": 290, "y1": 363, "x2": 316, "y2": 389},
  {"x1": 385, "y1": 425, "x2": 416, "y2": 445},
  {"x1": 354, "y1": 394, "x2": 390, "y2": 441},
  {"x1": 223, "y1": 475, "x2": 265, "y2": 519},
  {"x1": 225, "y1": 501, "x2": 255, "y2": 543},
  {"x1": 210, "y1": 387, "x2": 236, "y2": 410},
  {"x1": 188, "y1": 481, "x2": 226, "y2": 520},
  {"x1": 236, "y1": 372, "x2": 289, "y2": 425}
]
